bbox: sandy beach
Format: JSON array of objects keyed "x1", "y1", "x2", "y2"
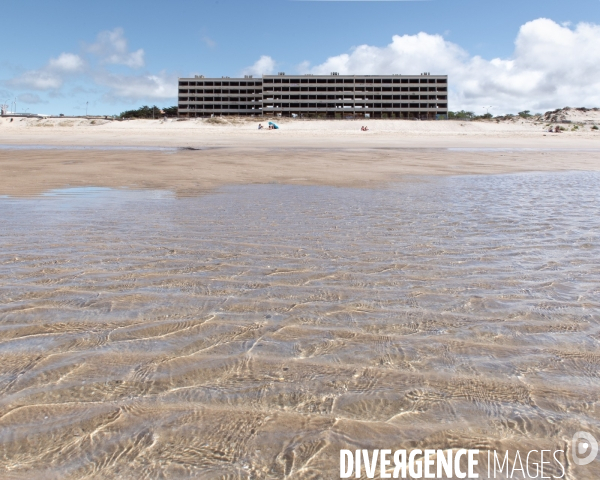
[
  {"x1": 1, "y1": 114, "x2": 600, "y2": 479},
  {"x1": 1, "y1": 115, "x2": 599, "y2": 196}
]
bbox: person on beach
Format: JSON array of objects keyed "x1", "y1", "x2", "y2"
[{"x1": 258, "y1": 124, "x2": 263, "y2": 130}]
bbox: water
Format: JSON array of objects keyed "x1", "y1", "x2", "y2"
[
  {"x1": 0, "y1": 145, "x2": 181, "y2": 152},
  {"x1": 0, "y1": 173, "x2": 599, "y2": 479}
]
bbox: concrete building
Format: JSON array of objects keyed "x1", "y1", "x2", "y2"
[{"x1": 178, "y1": 73, "x2": 448, "y2": 119}]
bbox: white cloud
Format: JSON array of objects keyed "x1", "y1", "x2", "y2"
[
  {"x1": 18, "y1": 93, "x2": 47, "y2": 104},
  {"x1": 4, "y1": 28, "x2": 172, "y2": 102},
  {"x1": 94, "y1": 71, "x2": 177, "y2": 101},
  {"x1": 298, "y1": 18, "x2": 600, "y2": 113},
  {"x1": 86, "y1": 28, "x2": 145, "y2": 68},
  {"x1": 8, "y1": 52, "x2": 85, "y2": 90},
  {"x1": 48, "y1": 53, "x2": 85, "y2": 72},
  {"x1": 242, "y1": 55, "x2": 276, "y2": 76}
]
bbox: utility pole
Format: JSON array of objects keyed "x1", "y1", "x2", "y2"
[{"x1": 86, "y1": 101, "x2": 88, "y2": 116}]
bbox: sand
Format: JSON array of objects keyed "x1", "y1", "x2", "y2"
[
  {"x1": 2, "y1": 116, "x2": 600, "y2": 478},
  {"x1": 2, "y1": 172, "x2": 599, "y2": 479},
  {"x1": 0, "y1": 116, "x2": 599, "y2": 196}
]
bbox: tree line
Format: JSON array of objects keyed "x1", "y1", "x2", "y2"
[
  {"x1": 118, "y1": 105, "x2": 178, "y2": 119},
  {"x1": 448, "y1": 110, "x2": 538, "y2": 120}
]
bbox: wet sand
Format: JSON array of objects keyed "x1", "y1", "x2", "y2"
[
  {"x1": 1, "y1": 147, "x2": 600, "y2": 197},
  {"x1": 1, "y1": 124, "x2": 600, "y2": 478},
  {"x1": 1, "y1": 175, "x2": 599, "y2": 479}
]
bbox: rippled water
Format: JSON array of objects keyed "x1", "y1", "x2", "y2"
[
  {"x1": 1, "y1": 172, "x2": 599, "y2": 479},
  {"x1": 0, "y1": 145, "x2": 181, "y2": 152}
]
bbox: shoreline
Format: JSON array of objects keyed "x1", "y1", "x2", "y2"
[
  {"x1": 1, "y1": 147, "x2": 599, "y2": 197},
  {"x1": 1, "y1": 117, "x2": 599, "y2": 196}
]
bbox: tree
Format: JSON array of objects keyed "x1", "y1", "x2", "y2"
[
  {"x1": 448, "y1": 110, "x2": 475, "y2": 120},
  {"x1": 518, "y1": 110, "x2": 532, "y2": 118},
  {"x1": 118, "y1": 105, "x2": 178, "y2": 119}
]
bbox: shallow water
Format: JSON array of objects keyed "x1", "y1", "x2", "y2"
[
  {"x1": 0, "y1": 145, "x2": 181, "y2": 152},
  {"x1": 0, "y1": 173, "x2": 599, "y2": 479}
]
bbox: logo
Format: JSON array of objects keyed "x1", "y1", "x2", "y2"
[{"x1": 572, "y1": 432, "x2": 598, "y2": 466}]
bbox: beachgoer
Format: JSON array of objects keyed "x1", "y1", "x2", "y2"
[
  {"x1": 555, "y1": 126, "x2": 561, "y2": 133},
  {"x1": 258, "y1": 124, "x2": 263, "y2": 130}
]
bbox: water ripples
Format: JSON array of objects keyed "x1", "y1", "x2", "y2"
[{"x1": 0, "y1": 172, "x2": 599, "y2": 478}]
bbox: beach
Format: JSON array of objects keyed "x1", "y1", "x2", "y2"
[
  {"x1": 1, "y1": 116, "x2": 600, "y2": 196},
  {"x1": 1, "y1": 117, "x2": 599, "y2": 479}
]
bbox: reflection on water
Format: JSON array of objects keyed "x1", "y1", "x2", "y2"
[
  {"x1": 447, "y1": 147, "x2": 600, "y2": 152},
  {"x1": 0, "y1": 145, "x2": 181, "y2": 152},
  {"x1": 0, "y1": 173, "x2": 599, "y2": 479}
]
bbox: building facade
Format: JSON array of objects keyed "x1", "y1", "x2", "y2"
[{"x1": 178, "y1": 73, "x2": 448, "y2": 119}]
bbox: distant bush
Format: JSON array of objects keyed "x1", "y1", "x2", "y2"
[
  {"x1": 119, "y1": 105, "x2": 177, "y2": 119},
  {"x1": 518, "y1": 110, "x2": 532, "y2": 118},
  {"x1": 592, "y1": 125, "x2": 599, "y2": 130},
  {"x1": 205, "y1": 116, "x2": 227, "y2": 124},
  {"x1": 448, "y1": 110, "x2": 475, "y2": 120}
]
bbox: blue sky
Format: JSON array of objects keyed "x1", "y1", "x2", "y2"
[{"x1": 2, "y1": 0, "x2": 600, "y2": 115}]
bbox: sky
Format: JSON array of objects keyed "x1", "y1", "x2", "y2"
[{"x1": 1, "y1": 0, "x2": 600, "y2": 116}]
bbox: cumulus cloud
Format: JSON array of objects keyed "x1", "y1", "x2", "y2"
[
  {"x1": 86, "y1": 28, "x2": 145, "y2": 68},
  {"x1": 18, "y1": 93, "x2": 46, "y2": 104},
  {"x1": 298, "y1": 18, "x2": 600, "y2": 113},
  {"x1": 94, "y1": 71, "x2": 177, "y2": 101},
  {"x1": 242, "y1": 55, "x2": 276, "y2": 76},
  {"x1": 4, "y1": 28, "x2": 173, "y2": 102},
  {"x1": 8, "y1": 52, "x2": 85, "y2": 90}
]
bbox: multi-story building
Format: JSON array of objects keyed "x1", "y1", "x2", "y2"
[{"x1": 177, "y1": 73, "x2": 447, "y2": 119}]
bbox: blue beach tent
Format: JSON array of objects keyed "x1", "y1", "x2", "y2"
[{"x1": 268, "y1": 121, "x2": 279, "y2": 129}]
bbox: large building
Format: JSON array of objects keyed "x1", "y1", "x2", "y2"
[{"x1": 178, "y1": 73, "x2": 448, "y2": 119}]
